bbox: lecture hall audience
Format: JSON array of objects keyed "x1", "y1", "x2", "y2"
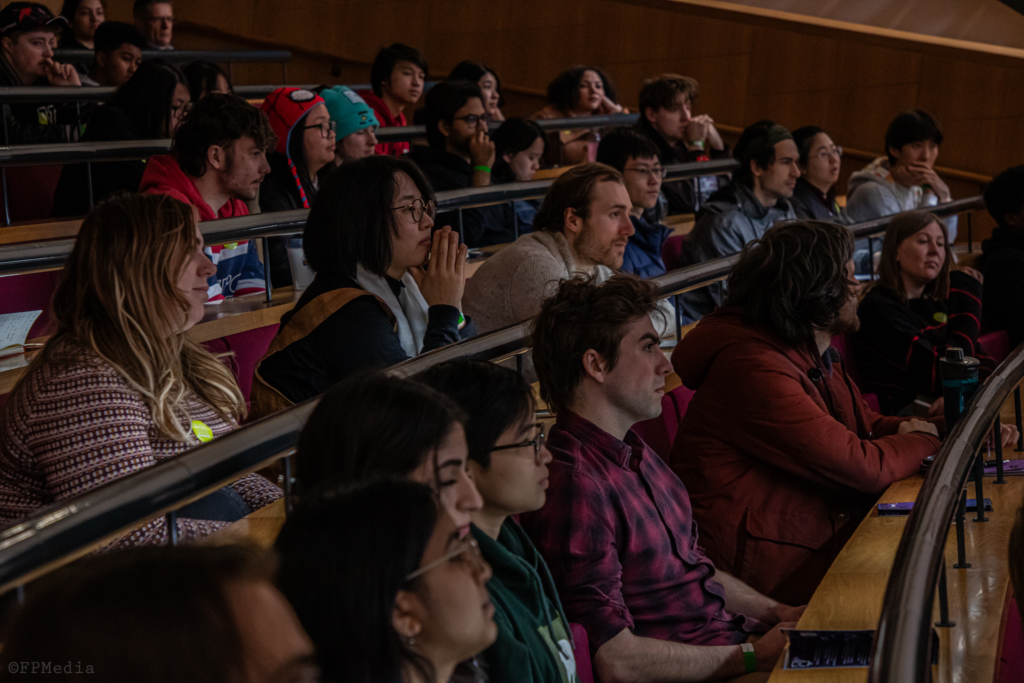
[
  {"x1": 277, "y1": 478, "x2": 496, "y2": 683},
  {"x1": 448, "y1": 60, "x2": 505, "y2": 122},
  {"x1": 980, "y1": 165, "x2": 1024, "y2": 347},
  {"x1": 52, "y1": 58, "x2": 188, "y2": 217},
  {"x1": 521, "y1": 274, "x2": 802, "y2": 683},
  {"x1": 677, "y1": 120, "x2": 799, "y2": 321},
  {"x1": 0, "y1": 545, "x2": 318, "y2": 683},
  {"x1": 417, "y1": 360, "x2": 579, "y2": 683},
  {"x1": 140, "y1": 92, "x2": 275, "y2": 302},
  {"x1": 133, "y1": 0, "x2": 173, "y2": 50},
  {"x1": 358, "y1": 42, "x2": 427, "y2": 157},
  {"x1": 532, "y1": 65, "x2": 626, "y2": 166},
  {"x1": 252, "y1": 156, "x2": 472, "y2": 409},
  {"x1": 854, "y1": 212, "x2": 995, "y2": 415},
  {"x1": 318, "y1": 85, "x2": 379, "y2": 168},
  {"x1": 491, "y1": 116, "x2": 546, "y2": 231},
  {"x1": 0, "y1": 194, "x2": 281, "y2": 546},
  {"x1": 788, "y1": 125, "x2": 845, "y2": 223},
  {"x1": 288, "y1": 372, "x2": 482, "y2": 529}
]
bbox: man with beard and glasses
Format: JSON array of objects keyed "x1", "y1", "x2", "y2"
[
  {"x1": 669, "y1": 220, "x2": 954, "y2": 606},
  {"x1": 409, "y1": 79, "x2": 517, "y2": 247},
  {"x1": 464, "y1": 163, "x2": 673, "y2": 344},
  {"x1": 141, "y1": 93, "x2": 277, "y2": 302}
]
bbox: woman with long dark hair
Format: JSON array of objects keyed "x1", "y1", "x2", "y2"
[
  {"x1": 183, "y1": 60, "x2": 233, "y2": 102},
  {"x1": 51, "y1": 58, "x2": 190, "y2": 217},
  {"x1": 448, "y1": 60, "x2": 504, "y2": 122},
  {"x1": 491, "y1": 117, "x2": 546, "y2": 231},
  {"x1": 531, "y1": 65, "x2": 626, "y2": 165},
  {"x1": 277, "y1": 478, "x2": 496, "y2": 683}
]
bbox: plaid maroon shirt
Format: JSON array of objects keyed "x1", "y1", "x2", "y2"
[{"x1": 520, "y1": 410, "x2": 757, "y2": 656}]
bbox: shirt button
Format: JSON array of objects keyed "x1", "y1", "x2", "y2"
[{"x1": 838, "y1": 512, "x2": 847, "y2": 519}]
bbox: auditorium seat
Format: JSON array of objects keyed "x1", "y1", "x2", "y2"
[
  {"x1": 979, "y1": 330, "x2": 1011, "y2": 366},
  {"x1": 569, "y1": 623, "x2": 594, "y2": 683},
  {"x1": 202, "y1": 323, "x2": 279, "y2": 408},
  {"x1": 830, "y1": 334, "x2": 881, "y2": 414},
  {"x1": 633, "y1": 383, "x2": 696, "y2": 461},
  {"x1": 997, "y1": 595, "x2": 1024, "y2": 683},
  {"x1": 0, "y1": 271, "x2": 61, "y2": 339},
  {"x1": 661, "y1": 234, "x2": 686, "y2": 273},
  {"x1": 5, "y1": 165, "x2": 63, "y2": 222}
]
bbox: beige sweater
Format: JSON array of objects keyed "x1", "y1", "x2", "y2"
[{"x1": 464, "y1": 231, "x2": 674, "y2": 336}]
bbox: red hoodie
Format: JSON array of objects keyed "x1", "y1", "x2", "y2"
[
  {"x1": 669, "y1": 306, "x2": 941, "y2": 606},
  {"x1": 139, "y1": 155, "x2": 265, "y2": 302},
  {"x1": 357, "y1": 90, "x2": 409, "y2": 157}
]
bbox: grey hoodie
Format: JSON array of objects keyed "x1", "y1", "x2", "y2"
[{"x1": 678, "y1": 183, "x2": 795, "y2": 321}]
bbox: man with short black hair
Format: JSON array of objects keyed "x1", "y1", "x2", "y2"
[
  {"x1": 597, "y1": 127, "x2": 673, "y2": 279},
  {"x1": 0, "y1": 1, "x2": 82, "y2": 144},
  {"x1": 357, "y1": 43, "x2": 427, "y2": 156},
  {"x1": 522, "y1": 273, "x2": 803, "y2": 683},
  {"x1": 980, "y1": 164, "x2": 1024, "y2": 346},
  {"x1": 636, "y1": 74, "x2": 729, "y2": 215},
  {"x1": 409, "y1": 80, "x2": 512, "y2": 247},
  {"x1": 133, "y1": 0, "x2": 172, "y2": 50},
  {"x1": 678, "y1": 120, "x2": 799, "y2": 321},
  {"x1": 80, "y1": 20, "x2": 145, "y2": 87},
  {"x1": 140, "y1": 93, "x2": 277, "y2": 302}
]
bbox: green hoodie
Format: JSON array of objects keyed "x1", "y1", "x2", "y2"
[{"x1": 472, "y1": 520, "x2": 578, "y2": 683}]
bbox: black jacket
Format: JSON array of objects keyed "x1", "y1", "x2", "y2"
[
  {"x1": 258, "y1": 271, "x2": 472, "y2": 404},
  {"x1": 789, "y1": 177, "x2": 844, "y2": 223},
  {"x1": 635, "y1": 118, "x2": 731, "y2": 216},
  {"x1": 258, "y1": 152, "x2": 312, "y2": 288},
  {"x1": 0, "y1": 54, "x2": 82, "y2": 145},
  {"x1": 51, "y1": 104, "x2": 147, "y2": 217},
  {"x1": 980, "y1": 226, "x2": 1024, "y2": 346},
  {"x1": 408, "y1": 146, "x2": 516, "y2": 247}
]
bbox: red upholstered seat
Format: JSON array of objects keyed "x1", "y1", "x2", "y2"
[
  {"x1": 0, "y1": 271, "x2": 62, "y2": 339},
  {"x1": 997, "y1": 596, "x2": 1024, "y2": 683},
  {"x1": 979, "y1": 330, "x2": 1011, "y2": 366},
  {"x1": 633, "y1": 384, "x2": 697, "y2": 461},
  {"x1": 570, "y1": 622, "x2": 594, "y2": 683},
  {"x1": 6, "y1": 165, "x2": 63, "y2": 222},
  {"x1": 201, "y1": 324, "x2": 279, "y2": 408},
  {"x1": 661, "y1": 234, "x2": 686, "y2": 273},
  {"x1": 830, "y1": 333, "x2": 880, "y2": 414}
]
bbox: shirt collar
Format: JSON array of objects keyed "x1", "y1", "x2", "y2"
[{"x1": 556, "y1": 409, "x2": 641, "y2": 469}]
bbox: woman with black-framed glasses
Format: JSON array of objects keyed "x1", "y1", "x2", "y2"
[
  {"x1": 252, "y1": 155, "x2": 477, "y2": 415},
  {"x1": 417, "y1": 360, "x2": 580, "y2": 683}
]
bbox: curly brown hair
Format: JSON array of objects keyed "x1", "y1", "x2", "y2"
[
  {"x1": 724, "y1": 219, "x2": 855, "y2": 347},
  {"x1": 532, "y1": 274, "x2": 663, "y2": 415}
]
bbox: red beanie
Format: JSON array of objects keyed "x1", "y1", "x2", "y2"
[{"x1": 261, "y1": 87, "x2": 325, "y2": 157}]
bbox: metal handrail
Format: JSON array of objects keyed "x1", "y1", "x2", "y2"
[
  {"x1": 52, "y1": 49, "x2": 292, "y2": 64},
  {"x1": 869, "y1": 348, "x2": 1024, "y2": 681},
  {"x1": 0, "y1": 84, "x2": 317, "y2": 104},
  {"x1": 0, "y1": 197, "x2": 982, "y2": 593},
  {"x1": 0, "y1": 159, "x2": 739, "y2": 275},
  {"x1": 375, "y1": 112, "x2": 640, "y2": 143}
]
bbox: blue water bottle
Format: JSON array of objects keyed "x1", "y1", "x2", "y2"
[{"x1": 939, "y1": 347, "x2": 980, "y2": 429}]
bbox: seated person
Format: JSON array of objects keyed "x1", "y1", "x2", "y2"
[
  {"x1": 532, "y1": 66, "x2": 626, "y2": 165},
  {"x1": 277, "y1": 478, "x2": 497, "y2": 683},
  {"x1": 846, "y1": 110, "x2": 957, "y2": 271},
  {"x1": 492, "y1": 117, "x2": 546, "y2": 232},
  {"x1": 677, "y1": 120, "x2": 799, "y2": 321},
  {"x1": 521, "y1": 274, "x2": 802, "y2": 682},
  {"x1": 448, "y1": 60, "x2": 505, "y2": 122},
  {"x1": 52, "y1": 59, "x2": 188, "y2": 217},
  {"x1": 635, "y1": 73, "x2": 729, "y2": 215},
  {"x1": 0, "y1": 545, "x2": 317, "y2": 683},
  {"x1": 670, "y1": 220, "x2": 957, "y2": 605},
  {"x1": 141, "y1": 93, "x2": 276, "y2": 302},
  {"x1": 980, "y1": 165, "x2": 1024, "y2": 346},
  {"x1": 133, "y1": 0, "x2": 172, "y2": 50},
  {"x1": 417, "y1": 360, "x2": 578, "y2": 683},
  {"x1": 259, "y1": 87, "x2": 338, "y2": 287},
  {"x1": 78, "y1": 20, "x2": 144, "y2": 87},
  {"x1": 854, "y1": 212, "x2": 995, "y2": 415},
  {"x1": 253, "y1": 156, "x2": 471, "y2": 408},
  {"x1": 597, "y1": 127, "x2": 672, "y2": 279},
  {"x1": 0, "y1": 2, "x2": 82, "y2": 145},
  {"x1": 464, "y1": 162, "x2": 673, "y2": 338},
  {"x1": 183, "y1": 60, "x2": 233, "y2": 101},
  {"x1": 58, "y1": 0, "x2": 103, "y2": 52},
  {"x1": 0, "y1": 194, "x2": 281, "y2": 546},
  {"x1": 319, "y1": 85, "x2": 379, "y2": 171},
  {"x1": 357, "y1": 42, "x2": 427, "y2": 157},
  {"x1": 789, "y1": 125, "x2": 845, "y2": 222},
  {"x1": 409, "y1": 80, "x2": 516, "y2": 248},
  {"x1": 290, "y1": 372, "x2": 482, "y2": 530}
]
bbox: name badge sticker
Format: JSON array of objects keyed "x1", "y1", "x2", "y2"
[{"x1": 191, "y1": 420, "x2": 214, "y2": 443}]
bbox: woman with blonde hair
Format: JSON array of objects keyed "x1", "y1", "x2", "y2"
[
  {"x1": 853, "y1": 211, "x2": 996, "y2": 415},
  {"x1": 0, "y1": 193, "x2": 281, "y2": 545}
]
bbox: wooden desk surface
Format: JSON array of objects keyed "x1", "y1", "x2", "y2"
[
  {"x1": 768, "y1": 391, "x2": 1024, "y2": 682},
  {"x1": 203, "y1": 498, "x2": 287, "y2": 548}
]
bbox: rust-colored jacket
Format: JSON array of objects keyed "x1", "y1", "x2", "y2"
[{"x1": 670, "y1": 307, "x2": 941, "y2": 606}]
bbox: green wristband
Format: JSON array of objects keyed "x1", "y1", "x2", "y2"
[
  {"x1": 473, "y1": 165, "x2": 491, "y2": 173},
  {"x1": 741, "y1": 643, "x2": 756, "y2": 674}
]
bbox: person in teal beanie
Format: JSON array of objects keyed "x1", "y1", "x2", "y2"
[
  {"x1": 417, "y1": 360, "x2": 580, "y2": 683},
  {"x1": 320, "y1": 85, "x2": 380, "y2": 170}
]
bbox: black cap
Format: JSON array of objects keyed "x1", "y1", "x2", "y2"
[{"x1": 0, "y1": 3, "x2": 66, "y2": 39}]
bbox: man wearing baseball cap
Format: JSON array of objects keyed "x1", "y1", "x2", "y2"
[
  {"x1": 677, "y1": 119, "x2": 800, "y2": 321},
  {"x1": 320, "y1": 85, "x2": 379, "y2": 170},
  {"x1": 0, "y1": 1, "x2": 83, "y2": 144}
]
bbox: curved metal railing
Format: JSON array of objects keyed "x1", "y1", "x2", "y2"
[
  {"x1": 51, "y1": 49, "x2": 292, "y2": 64},
  {"x1": 0, "y1": 197, "x2": 982, "y2": 594},
  {"x1": 0, "y1": 84, "x2": 316, "y2": 104}
]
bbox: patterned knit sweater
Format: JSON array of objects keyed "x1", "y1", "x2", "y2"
[{"x1": 0, "y1": 350, "x2": 282, "y2": 547}]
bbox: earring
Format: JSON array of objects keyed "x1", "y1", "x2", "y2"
[{"x1": 406, "y1": 636, "x2": 416, "y2": 646}]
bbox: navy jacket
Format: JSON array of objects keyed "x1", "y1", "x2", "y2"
[{"x1": 621, "y1": 214, "x2": 671, "y2": 280}]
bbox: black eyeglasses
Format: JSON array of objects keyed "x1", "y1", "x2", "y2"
[
  {"x1": 491, "y1": 423, "x2": 547, "y2": 464},
  {"x1": 454, "y1": 113, "x2": 491, "y2": 127},
  {"x1": 304, "y1": 120, "x2": 337, "y2": 139},
  {"x1": 392, "y1": 198, "x2": 435, "y2": 223}
]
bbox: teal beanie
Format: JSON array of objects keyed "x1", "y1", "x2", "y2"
[{"x1": 321, "y1": 86, "x2": 380, "y2": 139}]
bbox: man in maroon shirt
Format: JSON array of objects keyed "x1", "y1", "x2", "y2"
[{"x1": 520, "y1": 274, "x2": 804, "y2": 682}]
